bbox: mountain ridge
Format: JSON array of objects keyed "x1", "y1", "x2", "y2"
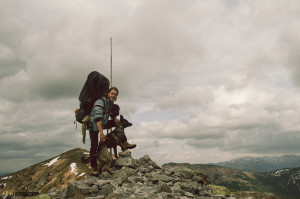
[
  {"x1": 0, "y1": 148, "x2": 90, "y2": 194},
  {"x1": 164, "y1": 162, "x2": 300, "y2": 199},
  {"x1": 210, "y1": 155, "x2": 300, "y2": 172}
]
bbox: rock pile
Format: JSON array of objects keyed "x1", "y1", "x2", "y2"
[{"x1": 48, "y1": 151, "x2": 233, "y2": 199}]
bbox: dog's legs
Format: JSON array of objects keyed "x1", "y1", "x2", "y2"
[
  {"x1": 98, "y1": 161, "x2": 104, "y2": 175},
  {"x1": 105, "y1": 158, "x2": 113, "y2": 175},
  {"x1": 113, "y1": 146, "x2": 118, "y2": 158},
  {"x1": 119, "y1": 142, "x2": 127, "y2": 151}
]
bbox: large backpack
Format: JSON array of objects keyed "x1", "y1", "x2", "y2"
[
  {"x1": 75, "y1": 71, "x2": 110, "y2": 144},
  {"x1": 76, "y1": 71, "x2": 110, "y2": 123}
]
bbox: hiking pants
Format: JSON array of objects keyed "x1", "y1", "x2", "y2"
[
  {"x1": 89, "y1": 131, "x2": 99, "y2": 169},
  {"x1": 89, "y1": 121, "x2": 117, "y2": 168}
]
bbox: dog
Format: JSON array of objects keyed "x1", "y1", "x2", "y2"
[
  {"x1": 81, "y1": 115, "x2": 136, "y2": 175},
  {"x1": 105, "y1": 115, "x2": 136, "y2": 158}
]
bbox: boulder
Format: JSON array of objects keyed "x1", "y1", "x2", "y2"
[
  {"x1": 208, "y1": 184, "x2": 231, "y2": 196},
  {"x1": 116, "y1": 150, "x2": 138, "y2": 168},
  {"x1": 157, "y1": 182, "x2": 172, "y2": 193}
]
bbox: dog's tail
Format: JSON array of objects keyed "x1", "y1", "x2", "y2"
[{"x1": 81, "y1": 156, "x2": 91, "y2": 164}]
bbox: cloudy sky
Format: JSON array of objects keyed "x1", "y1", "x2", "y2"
[{"x1": 1, "y1": 0, "x2": 300, "y2": 173}]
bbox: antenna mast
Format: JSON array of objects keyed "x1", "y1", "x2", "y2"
[{"x1": 110, "y1": 37, "x2": 112, "y2": 87}]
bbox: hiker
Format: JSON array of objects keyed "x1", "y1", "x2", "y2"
[
  {"x1": 88, "y1": 87, "x2": 135, "y2": 175},
  {"x1": 88, "y1": 87, "x2": 117, "y2": 174}
]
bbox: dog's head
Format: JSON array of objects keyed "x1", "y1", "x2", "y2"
[
  {"x1": 119, "y1": 115, "x2": 132, "y2": 129},
  {"x1": 110, "y1": 104, "x2": 120, "y2": 118}
]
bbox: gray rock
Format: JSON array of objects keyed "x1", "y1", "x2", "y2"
[
  {"x1": 157, "y1": 182, "x2": 172, "y2": 193},
  {"x1": 97, "y1": 179, "x2": 111, "y2": 187},
  {"x1": 115, "y1": 156, "x2": 138, "y2": 168},
  {"x1": 137, "y1": 165, "x2": 156, "y2": 173},
  {"x1": 34, "y1": 194, "x2": 51, "y2": 199},
  {"x1": 109, "y1": 177, "x2": 122, "y2": 188},
  {"x1": 198, "y1": 190, "x2": 213, "y2": 197},
  {"x1": 178, "y1": 168, "x2": 195, "y2": 179},
  {"x1": 50, "y1": 187, "x2": 67, "y2": 198},
  {"x1": 118, "y1": 150, "x2": 131, "y2": 157},
  {"x1": 112, "y1": 167, "x2": 136, "y2": 183},
  {"x1": 128, "y1": 176, "x2": 143, "y2": 184},
  {"x1": 98, "y1": 184, "x2": 114, "y2": 196},
  {"x1": 163, "y1": 168, "x2": 175, "y2": 176},
  {"x1": 85, "y1": 176, "x2": 101, "y2": 185},
  {"x1": 151, "y1": 161, "x2": 162, "y2": 169},
  {"x1": 178, "y1": 196, "x2": 190, "y2": 199},
  {"x1": 138, "y1": 155, "x2": 152, "y2": 164},
  {"x1": 180, "y1": 181, "x2": 199, "y2": 195},
  {"x1": 184, "y1": 191, "x2": 194, "y2": 197},
  {"x1": 66, "y1": 180, "x2": 98, "y2": 197},
  {"x1": 152, "y1": 174, "x2": 174, "y2": 183},
  {"x1": 138, "y1": 155, "x2": 162, "y2": 169},
  {"x1": 99, "y1": 172, "x2": 113, "y2": 180},
  {"x1": 193, "y1": 175, "x2": 206, "y2": 184}
]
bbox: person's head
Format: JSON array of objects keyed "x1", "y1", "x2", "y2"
[{"x1": 107, "y1": 87, "x2": 119, "y2": 102}]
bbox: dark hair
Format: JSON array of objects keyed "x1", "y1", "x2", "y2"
[{"x1": 107, "y1": 87, "x2": 119, "y2": 96}]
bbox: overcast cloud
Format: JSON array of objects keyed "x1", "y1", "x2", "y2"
[{"x1": 1, "y1": 0, "x2": 300, "y2": 173}]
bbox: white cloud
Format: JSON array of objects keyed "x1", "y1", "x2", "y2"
[{"x1": 1, "y1": 0, "x2": 300, "y2": 172}]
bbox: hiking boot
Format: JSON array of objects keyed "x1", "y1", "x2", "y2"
[
  {"x1": 90, "y1": 167, "x2": 100, "y2": 177},
  {"x1": 90, "y1": 163, "x2": 97, "y2": 170},
  {"x1": 90, "y1": 170, "x2": 100, "y2": 177},
  {"x1": 121, "y1": 141, "x2": 136, "y2": 151}
]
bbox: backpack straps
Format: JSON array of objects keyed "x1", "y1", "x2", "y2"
[{"x1": 97, "y1": 97, "x2": 110, "y2": 128}]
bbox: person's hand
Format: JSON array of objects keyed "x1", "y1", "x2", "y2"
[
  {"x1": 100, "y1": 132, "x2": 107, "y2": 142},
  {"x1": 115, "y1": 118, "x2": 120, "y2": 124}
]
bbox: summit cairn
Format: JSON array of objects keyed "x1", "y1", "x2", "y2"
[{"x1": 49, "y1": 150, "x2": 233, "y2": 199}]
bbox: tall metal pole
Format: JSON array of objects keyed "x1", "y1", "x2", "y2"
[
  {"x1": 109, "y1": 37, "x2": 113, "y2": 156},
  {"x1": 110, "y1": 37, "x2": 112, "y2": 87}
]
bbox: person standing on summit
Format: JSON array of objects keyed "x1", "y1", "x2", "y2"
[
  {"x1": 88, "y1": 87, "x2": 118, "y2": 174},
  {"x1": 88, "y1": 87, "x2": 136, "y2": 176},
  {"x1": 78, "y1": 71, "x2": 136, "y2": 176}
]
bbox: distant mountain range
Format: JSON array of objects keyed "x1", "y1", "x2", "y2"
[
  {"x1": 210, "y1": 155, "x2": 300, "y2": 172},
  {"x1": 164, "y1": 162, "x2": 300, "y2": 199}
]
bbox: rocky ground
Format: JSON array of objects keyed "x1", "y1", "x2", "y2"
[
  {"x1": 46, "y1": 150, "x2": 234, "y2": 199},
  {"x1": 1, "y1": 148, "x2": 283, "y2": 199}
]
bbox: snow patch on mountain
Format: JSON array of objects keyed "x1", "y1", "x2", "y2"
[
  {"x1": 1, "y1": 176, "x2": 12, "y2": 180},
  {"x1": 272, "y1": 169, "x2": 289, "y2": 177},
  {"x1": 43, "y1": 156, "x2": 60, "y2": 167},
  {"x1": 70, "y1": 163, "x2": 78, "y2": 175}
]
